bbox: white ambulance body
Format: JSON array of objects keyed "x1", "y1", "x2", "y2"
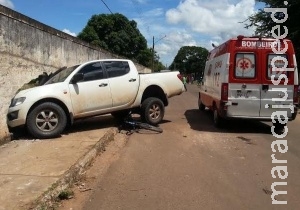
[{"x1": 198, "y1": 36, "x2": 299, "y2": 127}]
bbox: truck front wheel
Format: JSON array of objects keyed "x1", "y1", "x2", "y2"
[
  {"x1": 141, "y1": 97, "x2": 165, "y2": 125},
  {"x1": 26, "y1": 102, "x2": 67, "y2": 139}
]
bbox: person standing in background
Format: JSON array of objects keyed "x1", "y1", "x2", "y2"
[{"x1": 182, "y1": 75, "x2": 187, "y2": 91}]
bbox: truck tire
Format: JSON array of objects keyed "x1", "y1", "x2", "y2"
[
  {"x1": 213, "y1": 108, "x2": 223, "y2": 128},
  {"x1": 141, "y1": 97, "x2": 165, "y2": 125},
  {"x1": 26, "y1": 102, "x2": 67, "y2": 139}
]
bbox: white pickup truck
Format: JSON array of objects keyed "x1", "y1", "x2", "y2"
[{"x1": 7, "y1": 59, "x2": 185, "y2": 139}]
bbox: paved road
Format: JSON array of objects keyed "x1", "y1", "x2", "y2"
[{"x1": 60, "y1": 84, "x2": 300, "y2": 210}]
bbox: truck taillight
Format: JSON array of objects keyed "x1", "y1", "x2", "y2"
[
  {"x1": 293, "y1": 85, "x2": 299, "y2": 104},
  {"x1": 221, "y1": 83, "x2": 228, "y2": 101},
  {"x1": 177, "y1": 74, "x2": 182, "y2": 81}
]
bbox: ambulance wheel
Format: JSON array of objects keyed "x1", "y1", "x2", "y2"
[
  {"x1": 199, "y1": 100, "x2": 205, "y2": 111},
  {"x1": 273, "y1": 121, "x2": 285, "y2": 135},
  {"x1": 213, "y1": 108, "x2": 223, "y2": 128}
]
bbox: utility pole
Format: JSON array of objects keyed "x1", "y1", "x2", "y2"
[
  {"x1": 152, "y1": 35, "x2": 166, "y2": 72},
  {"x1": 152, "y1": 36, "x2": 155, "y2": 72}
]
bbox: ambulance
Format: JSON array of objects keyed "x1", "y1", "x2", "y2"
[{"x1": 198, "y1": 35, "x2": 299, "y2": 129}]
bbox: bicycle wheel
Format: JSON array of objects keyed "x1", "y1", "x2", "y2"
[{"x1": 136, "y1": 122, "x2": 163, "y2": 133}]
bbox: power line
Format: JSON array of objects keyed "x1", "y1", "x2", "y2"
[{"x1": 100, "y1": 0, "x2": 113, "y2": 14}]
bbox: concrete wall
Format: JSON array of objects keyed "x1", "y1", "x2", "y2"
[{"x1": 0, "y1": 5, "x2": 151, "y2": 142}]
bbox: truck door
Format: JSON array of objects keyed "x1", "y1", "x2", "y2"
[
  {"x1": 69, "y1": 61, "x2": 113, "y2": 116},
  {"x1": 227, "y1": 52, "x2": 261, "y2": 117},
  {"x1": 259, "y1": 53, "x2": 294, "y2": 118},
  {"x1": 103, "y1": 61, "x2": 139, "y2": 107}
]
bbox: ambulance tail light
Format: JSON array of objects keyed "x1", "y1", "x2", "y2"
[
  {"x1": 221, "y1": 83, "x2": 228, "y2": 101},
  {"x1": 293, "y1": 85, "x2": 299, "y2": 104}
]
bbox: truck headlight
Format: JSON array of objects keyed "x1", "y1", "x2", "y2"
[{"x1": 10, "y1": 97, "x2": 26, "y2": 107}]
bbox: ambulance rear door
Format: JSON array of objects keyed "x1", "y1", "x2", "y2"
[
  {"x1": 259, "y1": 53, "x2": 295, "y2": 118},
  {"x1": 227, "y1": 52, "x2": 261, "y2": 117}
]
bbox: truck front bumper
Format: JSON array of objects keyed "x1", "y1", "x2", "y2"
[{"x1": 7, "y1": 106, "x2": 27, "y2": 128}]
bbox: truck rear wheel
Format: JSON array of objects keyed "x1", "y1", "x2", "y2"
[
  {"x1": 26, "y1": 102, "x2": 67, "y2": 139},
  {"x1": 141, "y1": 97, "x2": 165, "y2": 125}
]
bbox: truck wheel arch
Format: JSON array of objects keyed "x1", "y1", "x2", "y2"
[
  {"x1": 27, "y1": 98, "x2": 73, "y2": 128},
  {"x1": 141, "y1": 85, "x2": 168, "y2": 106}
]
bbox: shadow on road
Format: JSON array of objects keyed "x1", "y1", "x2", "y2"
[
  {"x1": 66, "y1": 115, "x2": 116, "y2": 133},
  {"x1": 185, "y1": 109, "x2": 271, "y2": 134}
]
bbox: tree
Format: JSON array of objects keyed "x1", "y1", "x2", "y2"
[
  {"x1": 77, "y1": 13, "x2": 151, "y2": 66},
  {"x1": 245, "y1": 0, "x2": 300, "y2": 66},
  {"x1": 169, "y1": 46, "x2": 209, "y2": 76},
  {"x1": 152, "y1": 53, "x2": 166, "y2": 72}
]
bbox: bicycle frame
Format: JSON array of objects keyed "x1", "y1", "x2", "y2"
[{"x1": 119, "y1": 112, "x2": 163, "y2": 134}]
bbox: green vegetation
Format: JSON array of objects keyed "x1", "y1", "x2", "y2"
[
  {"x1": 77, "y1": 13, "x2": 165, "y2": 71},
  {"x1": 169, "y1": 46, "x2": 209, "y2": 76},
  {"x1": 57, "y1": 189, "x2": 74, "y2": 200},
  {"x1": 245, "y1": 0, "x2": 300, "y2": 66}
]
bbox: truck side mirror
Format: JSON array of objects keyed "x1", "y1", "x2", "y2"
[{"x1": 71, "y1": 73, "x2": 84, "y2": 84}]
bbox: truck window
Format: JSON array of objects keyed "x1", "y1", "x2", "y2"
[
  {"x1": 235, "y1": 53, "x2": 256, "y2": 79},
  {"x1": 267, "y1": 54, "x2": 288, "y2": 79},
  {"x1": 104, "y1": 61, "x2": 130, "y2": 78},
  {"x1": 78, "y1": 62, "x2": 105, "y2": 82}
]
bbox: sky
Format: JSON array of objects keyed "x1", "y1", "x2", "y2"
[{"x1": 0, "y1": 0, "x2": 265, "y2": 67}]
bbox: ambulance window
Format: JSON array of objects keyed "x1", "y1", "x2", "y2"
[
  {"x1": 267, "y1": 54, "x2": 288, "y2": 79},
  {"x1": 235, "y1": 53, "x2": 256, "y2": 79}
]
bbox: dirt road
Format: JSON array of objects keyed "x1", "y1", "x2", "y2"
[{"x1": 59, "y1": 84, "x2": 300, "y2": 210}]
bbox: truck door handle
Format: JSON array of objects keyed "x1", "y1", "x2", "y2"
[
  {"x1": 99, "y1": 83, "x2": 108, "y2": 87},
  {"x1": 262, "y1": 85, "x2": 269, "y2": 91},
  {"x1": 129, "y1": 78, "x2": 136, "y2": 82}
]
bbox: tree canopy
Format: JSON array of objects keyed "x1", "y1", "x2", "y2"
[
  {"x1": 169, "y1": 46, "x2": 209, "y2": 76},
  {"x1": 77, "y1": 13, "x2": 152, "y2": 67},
  {"x1": 245, "y1": 0, "x2": 300, "y2": 65}
]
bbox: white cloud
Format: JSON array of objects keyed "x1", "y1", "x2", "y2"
[
  {"x1": 0, "y1": 0, "x2": 14, "y2": 8},
  {"x1": 62, "y1": 29, "x2": 77, "y2": 37},
  {"x1": 155, "y1": 30, "x2": 199, "y2": 65},
  {"x1": 133, "y1": 0, "x2": 147, "y2": 4},
  {"x1": 143, "y1": 8, "x2": 164, "y2": 17},
  {"x1": 135, "y1": 0, "x2": 259, "y2": 66},
  {"x1": 166, "y1": 0, "x2": 256, "y2": 40}
]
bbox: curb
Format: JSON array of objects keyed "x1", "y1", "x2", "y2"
[
  {"x1": 28, "y1": 127, "x2": 119, "y2": 210},
  {"x1": 0, "y1": 134, "x2": 11, "y2": 147}
]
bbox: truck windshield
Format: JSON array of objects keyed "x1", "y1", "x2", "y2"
[{"x1": 45, "y1": 65, "x2": 79, "y2": 84}]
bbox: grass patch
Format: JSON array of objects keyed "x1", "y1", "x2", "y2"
[{"x1": 57, "y1": 190, "x2": 74, "y2": 201}]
